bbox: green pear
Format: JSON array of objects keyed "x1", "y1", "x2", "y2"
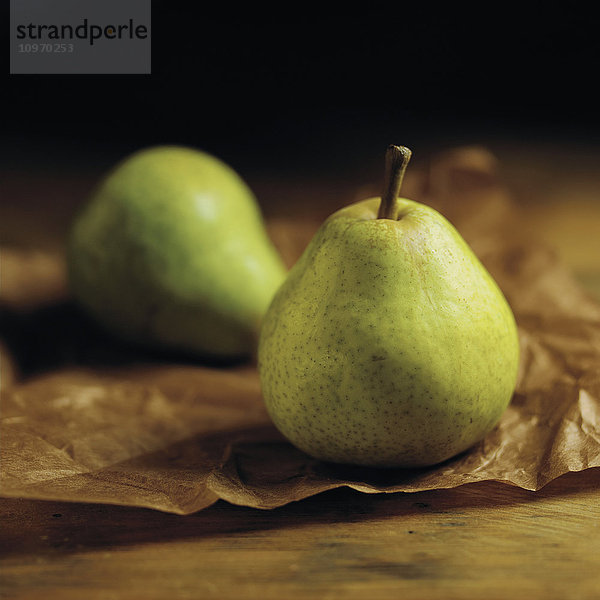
[
  {"x1": 258, "y1": 146, "x2": 520, "y2": 468},
  {"x1": 67, "y1": 145, "x2": 287, "y2": 359}
]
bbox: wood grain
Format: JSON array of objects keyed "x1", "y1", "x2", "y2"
[{"x1": 2, "y1": 469, "x2": 600, "y2": 599}]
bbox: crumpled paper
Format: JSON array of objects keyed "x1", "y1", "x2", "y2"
[{"x1": 1, "y1": 146, "x2": 599, "y2": 514}]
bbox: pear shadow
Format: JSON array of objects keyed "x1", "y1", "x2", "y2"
[
  {"x1": 0, "y1": 299, "x2": 252, "y2": 382},
  {"x1": 3, "y1": 464, "x2": 599, "y2": 560},
  {"x1": 222, "y1": 437, "x2": 466, "y2": 493},
  {"x1": 222, "y1": 428, "x2": 493, "y2": 497},
  {"x1": 313, "y1": 451, "x2": 471, "y2": 487}
]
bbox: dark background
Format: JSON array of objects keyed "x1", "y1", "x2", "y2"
[{"x1": 3, "y1": 4, "x2": 600, "y2": 179}]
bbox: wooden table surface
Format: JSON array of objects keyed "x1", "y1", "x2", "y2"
[
  {"x1": 2, "y1": 470, "x2": 600, "y2": 600},
  {"x1": 1, "y1": 139, "x2": 600, "y2": 599}
]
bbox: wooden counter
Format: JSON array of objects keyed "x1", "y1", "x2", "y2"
[{"x1": 2, "y1": 468, "x2": 600, "y2": 600}]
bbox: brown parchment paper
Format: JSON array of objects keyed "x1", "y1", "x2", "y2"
[{"x1": 1, "y1": 146, "x2": 600, "y2": 514}]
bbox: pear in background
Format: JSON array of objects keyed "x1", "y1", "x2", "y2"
[
  {"x1": 258, "y1": 146, "x2": 520, "y2": 467},
  {"x1": 68, "y1": 145, "x2": 287, "y2": 360}
]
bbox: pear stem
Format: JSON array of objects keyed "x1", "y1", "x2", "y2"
[{"x1": 377, "y1": 145, "x2": 412, "y2": 220}]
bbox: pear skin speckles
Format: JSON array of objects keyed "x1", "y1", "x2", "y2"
[{"x1": 258, "y1": 197, "x2": 519, "y2": 468}]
